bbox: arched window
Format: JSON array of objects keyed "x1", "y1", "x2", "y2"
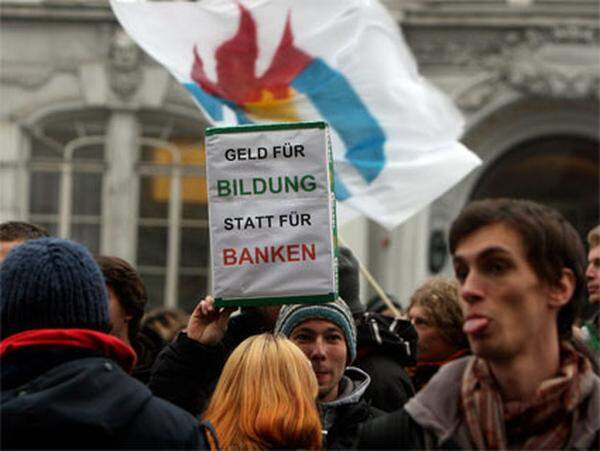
[
  {"x1": 24, "y1": 108, "x2": 210, "y2": 311},
  {"x1": 136, "y1": 111, "x2": 209, "y2": 310},
  {"x1": 27, "y1": 109, "x2": 109, "y2": 254},
  {"x1": 471, "y1": 134, "x2": 599, "y2": 240}
]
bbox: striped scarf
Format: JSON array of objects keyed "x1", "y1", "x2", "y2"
[{"x1": 461, "y1": 341, "x2": 594, "y2": 450}]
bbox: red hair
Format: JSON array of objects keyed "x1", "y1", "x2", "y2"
[{"x1": 203, "y1": 333, "x2": 322, "y2": 450}]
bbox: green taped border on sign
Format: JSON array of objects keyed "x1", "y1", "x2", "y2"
[
  {"x1": 214, "y1": 292, "x2": 336, "y2": 308},
  {"x1": 206, "y1": 121, "x2": 327, "y2": 136}
]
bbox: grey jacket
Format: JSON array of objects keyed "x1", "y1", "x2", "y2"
[
  {"x1": 319, "y1": 366, "x2": 382, "y2": 449},
  {"x1": 320, "y1": 366, "x2": 371, "y2": 431},
  {"x1": 405, "y1": 356, "x2": 600, "y2": 450}
]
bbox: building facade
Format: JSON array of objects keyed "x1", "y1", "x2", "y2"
[{"x1": 1, "y1": 0, "x2": 598, "y2": 309}]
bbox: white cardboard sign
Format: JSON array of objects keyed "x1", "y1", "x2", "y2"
[{"x1": 205, "y1": 122, "x2": 337, "y2": 307}]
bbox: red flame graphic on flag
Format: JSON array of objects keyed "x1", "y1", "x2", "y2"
[{"x1": 191, "y1": 4, "x2": 312, "y2": 106}]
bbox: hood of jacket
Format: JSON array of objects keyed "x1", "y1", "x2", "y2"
[
  {"x1": 319, "y1": 366, "x2": 371, "y2": 431},
  {"x1": 321, "y1": 366, "x2": 370, "y2": 409},
  {"x1": 2, "y1": 352, "x2": 154, "y2": 437},
  {"x1": 1, "y1": 329, "x2": 151, "y2": 439}
]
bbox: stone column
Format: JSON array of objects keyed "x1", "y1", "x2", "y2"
[
  {"x1": 0, "y1": 121, "x2": 28, "y2": 222},
  {"x1": 101, "y1": 112, "x2": 140, "y2": 263}
]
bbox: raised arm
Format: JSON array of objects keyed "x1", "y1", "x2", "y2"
[{"x1": 148, "y1": 297, "x2": 235, "y2": 415}]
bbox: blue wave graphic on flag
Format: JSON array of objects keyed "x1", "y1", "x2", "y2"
[{"x1": 185, "y1": 57, "x2": 386, "y2": 201}]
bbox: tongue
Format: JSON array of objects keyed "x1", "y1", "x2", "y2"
[{"x1": 463, "y1": 317, "x2": 489, "y2": 334}]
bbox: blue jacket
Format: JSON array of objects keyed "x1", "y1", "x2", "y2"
[{"x1": 1, "y1": 329, "x2": 205, "y2": 449}]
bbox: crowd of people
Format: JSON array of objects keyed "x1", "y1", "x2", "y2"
[{"x1": 1, "y1": 198, "x2": 599, "y2": 449}]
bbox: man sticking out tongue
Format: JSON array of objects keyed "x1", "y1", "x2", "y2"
[{"x1": 358, "y1": 199, "x2": 600, "y2": 450}]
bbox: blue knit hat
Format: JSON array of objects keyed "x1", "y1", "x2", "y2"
[
  {"x1": 274, "y1": 299, "x2": 357, "y2": 363},
  {"x1": 0, "y1": 238, "x2": 110, "y2": 339}
]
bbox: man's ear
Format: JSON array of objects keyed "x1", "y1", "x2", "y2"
[{"x1": 547, "y1": 268, "x2": 576, "y2": 309}]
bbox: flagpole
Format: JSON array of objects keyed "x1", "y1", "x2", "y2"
[{"x1": 338, "y1": 236, "x2": 405, "y2": 319}]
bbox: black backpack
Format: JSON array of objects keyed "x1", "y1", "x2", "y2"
[{"x1": 355, "y1": 311, "x2": 418, "y2": 367}]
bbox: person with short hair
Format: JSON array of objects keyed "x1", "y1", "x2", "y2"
[
  {"x1": 0, "y1": 220, "x2": 49, "y2": 263},
  {"x1": 274, "y1": 299, "x2": 382, "y2": 448},
  {"x1": 359, "y1": 199, "x2": 600, "y2": 449},
  {"x1": 407, "y1": 276, "x2": 469, "y2": 390},
  {"x1": 580, "y1": 225, "x2": 600, "y2": 350},
  {"x1": 1, "y1": 238, "x2": 206, "y2": 449},
  {"x1": 96, "y1": 255, "x2": 148, "y2": 348},
  {"x1": 203, "y1": 333, "x2": 322, "y2": 450},
  {"x1": 96, "y1": 255, "x2": 166, "y2": 384}
]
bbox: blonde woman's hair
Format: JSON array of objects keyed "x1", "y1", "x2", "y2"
[{"x1": 203, "y1": 333, "x2": 322, "y2": 450}]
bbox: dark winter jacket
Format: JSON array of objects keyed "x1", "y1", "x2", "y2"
[
  {"x1": 149, "y1": 331, "x2": 225, "y2": 415},
  {"x1": 132, "y1": 325, "x2": 167, "y2": 384},
  {"x1": 359, "y1": 356, "x2": 600, "y2": 450},
  {"x1": 353, "y1": 312, "x2": 416, "y2": 412},
  {"x1": 1, "y1": 329, "x2": 204, "y2": 450},
  {"x1": 149, "y1": 308, "x2": 271, "y2": 415}
]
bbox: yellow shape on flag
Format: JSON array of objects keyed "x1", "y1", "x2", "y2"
[{"x1": 244, "y1": 88, "x2": 301, "y2": 122}]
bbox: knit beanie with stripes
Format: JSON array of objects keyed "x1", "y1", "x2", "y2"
[
  {"x1": 0, "y1": 238, "x2": 110, "y2": 339},
  {"x1": 274, "y1": 298, "x2": 357, "y2": 363}
]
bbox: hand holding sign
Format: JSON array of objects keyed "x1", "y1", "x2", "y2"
[{"x1": 186, "y1": 296, "x2": 236, "y2": 345}]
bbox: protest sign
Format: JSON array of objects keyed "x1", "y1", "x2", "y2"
[{"x1": 206, "y1": 121, "x2": 337, "y2": 307}]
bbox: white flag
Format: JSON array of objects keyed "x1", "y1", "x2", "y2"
[{"x1": 111, "y1": 0, "x2": 481, "y2": 229}]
